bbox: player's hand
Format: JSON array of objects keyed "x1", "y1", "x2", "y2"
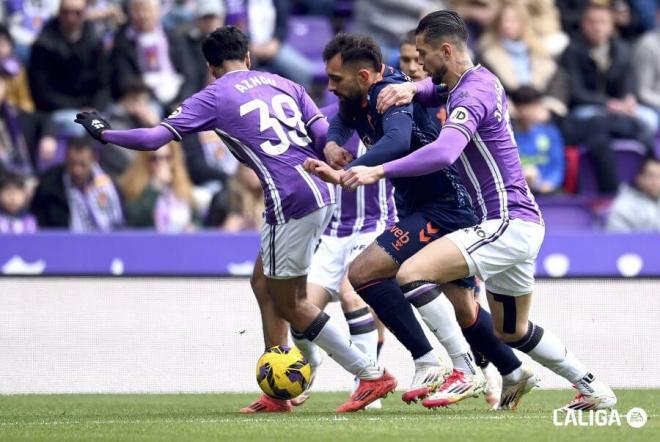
[
  {"x1": 341, "y1": 165, "x2": 385, "y2": 190},
  {"x1": 324, "y1": 142, "x2": 353, "y2": 169},
  {"x1": 376, "y1": 82, "x2": 417, "y2": 114},
  {"x1": 304, "y1": 158, "x2": 343, "y2": 185},
  {"x1": 74, "y1": 111, "x2": 111, "y2": 143}
]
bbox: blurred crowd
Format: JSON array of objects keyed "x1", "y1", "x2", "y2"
[{"x1": 0, "y1": 0, "x2": 659, "y2": 234}]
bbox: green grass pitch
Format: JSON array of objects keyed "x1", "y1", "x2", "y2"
[{"x1": 0, "y1": 390, "x2": 657, "y2": 441}]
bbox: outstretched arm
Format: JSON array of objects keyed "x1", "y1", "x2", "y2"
[
  {"x1": 102, "y1": 126, "x2": 175, "y2": 151},
  {"x1": 341, "y1": 127, "x2": 468, "y2": 188},
  {"x1": 347, "y1": 108, "x2": 413, "y2": 167},
  {"x1": 383, "y1": 126, "x2": 467, "y2": 177}
]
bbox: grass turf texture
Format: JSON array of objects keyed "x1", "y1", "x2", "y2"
[{"x1": 0, "y1": 390, "x2": 657, "y2": 442}]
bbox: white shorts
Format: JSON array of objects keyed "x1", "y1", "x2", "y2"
[
  {"x1": 261, "y1": 205, "x2": 334, "y2": 279},
  {"x1": 446, "y1": 218, "x2": 545, "y2": 296},
  {"x1": 307, "y1": 228, "x2": 383, "y2": 301}
]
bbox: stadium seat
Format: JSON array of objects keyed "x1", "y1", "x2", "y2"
[
  {"x1": 577, "y1": 139, "x2": 646, "y2": 194},
  {"x1": 287, "y1": 16, "x2": 334, "y2": 83},
  {"x1": 535, "y1": 195, "x2": 597, "y2": 231}
]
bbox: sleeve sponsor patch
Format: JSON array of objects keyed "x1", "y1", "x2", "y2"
[
  {"x1": 448, "y1": 106, "x2": 469, "y2": 124},
  {"x1": 168, "y1": 106, "x2": 182, "y2": 119}
]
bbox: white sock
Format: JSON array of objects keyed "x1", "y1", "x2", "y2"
[
  {"x1": 291, "y1": 331, "x2": 324, "y2": 368},
  {"x1": 344, "y1": 307, "x2": 379, "y2": 366},
  {"x1": 414, "y1": 351, "x2": 438, "y2": 366},
  {"x1": 311, "y1": 315, "x2": 383, "y2": 380},
  {"x1": 519, "y1": 323, "x2": 588, "y2": 384},
  {"x1": 501, "y1": 366, "x2": 525, "y2": 384},
  {"x1": 407, "y1": 285, "x2": 475, "y2": 374}
]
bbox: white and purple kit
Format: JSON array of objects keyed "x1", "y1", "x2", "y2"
[
  {"x1": 308, "y1": 103, "x2": 397, "y2": 298},
  {"x1": 383, "y1": 66, "x2": 545, "y2": 295},
  {"x1": 161, "y1": 70, "x2": 336, "y2": 278}
]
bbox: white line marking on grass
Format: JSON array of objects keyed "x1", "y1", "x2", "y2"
[{"x1": 0, "y1": 414, "x2": 564, "y2": 427}]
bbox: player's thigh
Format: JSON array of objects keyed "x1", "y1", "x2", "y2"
[
  {"x1": 307, "y1": 234, "x2": 348, "y2": 303},
  {"x1": 347, "y1": 242, "x2": 400, "y2": 288},
  {"x1": 486, "y1": 289, "x2": 533, "y2": 342},
  {"x1": 397, "y1": 236, "x2": 470, "y2": 285},
  {"x1": 250, "y1": 253, "x2": 270, "y2": 304}
]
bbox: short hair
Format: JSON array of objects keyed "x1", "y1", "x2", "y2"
[
  {"x1": 400, "y1": 30, "x2": 417, "y2": 48},
  {"x1": 509, "y1": 86, "x2": 543, "y2": 105},
  {"x1": 67, "y1": 135, "x2": 95, "y2": 152},
  {"x1": 322, "y1": 32, "x2": 382, "y2": 72},
  {"x1": 202, "y1": 25, "x2": 249, "y2": 67},
  {"x1": 0, "y1": 171, "x2": 26, "y2": 191},
  {"x1": 416, "y1": 10, "x2": 469, "y2": 47}
]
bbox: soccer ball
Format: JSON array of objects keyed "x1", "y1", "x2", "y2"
[{"x1": 256, "y1": 345, "x2": 311, "y2": 400}]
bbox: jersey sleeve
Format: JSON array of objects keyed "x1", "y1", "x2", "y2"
[
  {"x1": 297, "y1": 84, "x2": 325, "y2": 129},
  {"x1": 160, "y1": 86, "x2": 217, "y2": 141},
  {"x1": 443, "y1": 87, "x2": 490, "y2": 143}
]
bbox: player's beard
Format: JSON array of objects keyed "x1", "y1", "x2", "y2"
[
  {"x1": 430, "y1": 64, "x2": 448, "y2": 85},
  {"x1": 338, "y1": 92, "x2": 365, "y2": 122}
]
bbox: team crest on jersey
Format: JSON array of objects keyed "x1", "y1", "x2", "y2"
[
  {"x1": 168, "y1": 106, "x2": 182, "y2": 119},
  {"x1": 449, "y1": 107, "x2": 469, "y2": 124}
]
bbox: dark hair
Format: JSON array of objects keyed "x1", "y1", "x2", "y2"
[
  {"x1": 416, "y1": 10, "x2": 469, "y2": 46},
  {"x1": 0, "y1": 171, "x2": 26, "y2": 190},
  {"x1": 202, "y1": 25, "x2": 249, "y2": 67},
  {"x1": 118, "y1": 78, "x2": 151, "y2": 98},
  {"x1": 67, "y1": 135, "x2": 95, "y2": 152},
  {"x1": 0, "y1": 24, "x2": 12, "y2": 45},
  {"x1": 510, "y1": 86, "x2": 543, "y2": 105},
  {"x1": 322, "y1": 32, "x2": 382, "y2": 72},
  {"x1": 400, "y1": 30, "x2": 417, "y2": 48}
]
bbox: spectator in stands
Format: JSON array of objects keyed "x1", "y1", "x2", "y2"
[
  {"x1": 4, "y1": 0, "x2": 60, "y2": 62},
  {"x1": 478, "y1": 0, "x2": 569, "y2": 117},
  {"x1": 447, "y1": 0, "x2": 498, "y2": 53},
  {"x1": 348, "y1": 0, "x2": 448, "y2": 65},
  {"x1": 86, "y1": 0, "x2": 126, "y2": 41},
  {"x1": 607, "y1": 157, "x2": 660, "y2": 231},
  {"x1": 28, "y1": 0, "x2": 109, "y2": 136},
  {"x1": 524, "y1": 0, "x2": 569, "y2": 56},
  {"x1": 31, "y1": 135, "x2": 124, "y2": 231},
  {"x1": 633, "y1": 5, "x2": 660, "y2": 123},
  {"x1": 119, "y1": 142, "x2": 196, "y2": 232},
  {"x1": 0, "y1": 64, "x2": 56, "y2": 182},
  {"x1": 561, "y1": 2, "x2": 658, "y2": 193},
  {"x1": 511, "y1": 86, "x2": 565, "y2": 195},
  {"x1": 184, "y1": 0, "x2": 225, "y2": 93},
  {"x1": 558, "y1": 0, "x2": 649, "y2": 41},
  {"x1": 224, "y1": 0, "x2": 314, "y2": 89},
  {"x1": 205, "y1": 164, "x2": 264, "y2": 231},
  {"x1": 100, "y1": 80, "x2": 159, "y2": 178},
  {"x1": 110, "y1": 0, "x2": 195, "y2": 113},
  {"x1": 0, "y1": 171, "x2": 37, "y2": 234},
  {"x1": 0, "y1": 24, "x2": 33, "y2": 112}
]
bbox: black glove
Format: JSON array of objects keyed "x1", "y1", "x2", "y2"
[{"x1": 74, "y1": 112, "x2": 111, "y2": 143}]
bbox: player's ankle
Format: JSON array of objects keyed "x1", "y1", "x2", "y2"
[
  {"x1": 414, "y1": 351, "x2": 440, "y2": 367},
  {"x1": 357, "y1": 363, "x2": 384, "y2": 380}
]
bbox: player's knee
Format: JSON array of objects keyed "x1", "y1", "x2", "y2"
[
  {"x1": 396, "y1": 261, "x2": 419, "y2": 287},
  {"x1": 454, "y1": 299, "x2": 477, "y2": 328},
  {"x1": 493, "y1": 322, "x2": 529, "y2": 343}
]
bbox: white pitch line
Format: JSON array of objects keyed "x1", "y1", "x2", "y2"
[{"x1": 0, "y1": 415, "x2": 549, "y2": 427}]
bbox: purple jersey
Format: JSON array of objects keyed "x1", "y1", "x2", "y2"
[
  {"x1": 161, "y1": 70, "x2": 334, "y2": 225},
  {"x1": 322, "y1": 104, "x2": 397, "y2": 237},
  {"x1": 444, "y1": 66, "x2": 542, "y2": 224}
]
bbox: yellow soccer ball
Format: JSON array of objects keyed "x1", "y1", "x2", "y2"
[{"x1": 256, "y1": 345, "x2": 312, "y2": 400}]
